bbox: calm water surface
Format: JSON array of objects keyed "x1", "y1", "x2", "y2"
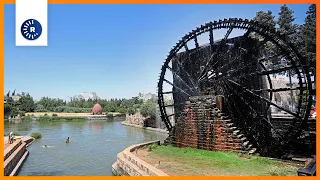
[{"x1": 4, "y1": 120, "x2": 168, "y2": 176}]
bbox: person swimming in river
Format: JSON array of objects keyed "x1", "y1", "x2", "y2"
[
  {"x1": 42, "y1": 145, "x2": 54, "y2": 148},
  {"x1": 66, "y1": 137, "x2": 70, "y2": 143}
]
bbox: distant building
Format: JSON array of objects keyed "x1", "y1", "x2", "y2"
[
  {"x1": 137, "y1": 92, "x2": 157, "y2": 102},
  {"x1": 73, "y1": 92, "x2": 101, "y2": 100}
]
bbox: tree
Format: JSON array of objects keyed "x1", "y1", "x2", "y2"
[
  {"x1": 4, "y1": 104, "x2": 12, "y2": 114},
  {"x1": 140, "y1": 100, "x2": 157, "y2": 119},
  {"x1": 127, "y1": 107, "x2": 136, "y2": 115},
  {"x1": 277, "y1": 4, "x2": 298, "y2": 41},
  {"x1": 277, "y1": 4, "x2": 298, "y2": 110},
  {"x1": 19, "y1": 93, "x2": 36, "y2": 112},
  {"x1": 299, "y1": 4, "x2": 316, "y2": 76},
  {"x1": 253, "y1": 10, "x2": 277, "y2": 30},
  {"x1": 253, "y1": 10, "x2": 278, "y2": 69}
]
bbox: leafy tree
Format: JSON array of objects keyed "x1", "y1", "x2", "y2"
[
  {"x1": 4, "y1": 104, "x2": 12, "y2": 114},
  {"x1": 140, "y1": 100, "x2": 157, "y2": 119},
  {"x1": 35, "y1": 104, "x2": 47, "y2": 112},
  {"x1": 253, "y1": 10, "x2": 277, "y2": 30},
  {"x1": 277, "y1": 4, "x2": 298, "y2": 41},
  {"x1": 19, "y1": 93, "x2": 36, "y2": 112},
  {"x1": 277, "y1": 4, "x2": 298, "y2": 110},
  {"x1": 253, "y1": 10, "x2": 278, "y2": 70},
  {"x1": 299, "y1": 4, "x2": 316, "y2": 76},
  {"x1": 127, "y1": 107, "x2": 136, "y2": 115}
]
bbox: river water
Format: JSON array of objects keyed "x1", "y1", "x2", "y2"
[{"x1": 4, "y1": 120, "x2": 168, "y2": 176}]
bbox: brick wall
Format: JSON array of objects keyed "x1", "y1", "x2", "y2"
[{"x1": 164, "y1": 95, "x2": 256, "y2": 154}]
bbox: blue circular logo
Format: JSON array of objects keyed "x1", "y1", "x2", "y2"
[{"x1": 20, "y1": 19, "x2": 42, "y2": 40}]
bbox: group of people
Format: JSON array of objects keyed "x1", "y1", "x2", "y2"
[{"x1": 7, "y1": 132, "x2": 14, "y2": 144}]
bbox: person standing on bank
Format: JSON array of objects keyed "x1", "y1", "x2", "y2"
[{"x1": 9, "y1": 132, "x2": 13, "y2": 144}]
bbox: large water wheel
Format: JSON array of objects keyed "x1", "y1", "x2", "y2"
[{"x1": 157, "y1": 18, "x2": 315, "y2": 157}]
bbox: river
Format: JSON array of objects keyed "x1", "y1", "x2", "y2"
[{"x1": 4, "y1": 120, "x2": 168, "y2": 176}]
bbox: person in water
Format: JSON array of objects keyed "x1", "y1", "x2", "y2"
[
  {"x1": 44, "y1": 145, "x2": 47, "y2": 148},
  {"x1": 66, "y1": 137, "x2": 70, "y2": 143}
]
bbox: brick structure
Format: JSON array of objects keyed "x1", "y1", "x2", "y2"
[{"x1": 164, "y1": 95, "x2": 257, "y2": 154}]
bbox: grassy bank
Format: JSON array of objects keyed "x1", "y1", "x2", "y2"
[
  {"x1": 25, "y1": 112, "x2": 124, "y2": 117},
  {"x1": 138, "y1": 145, "x2": 303, "y2": 176},
  {"x1": 23, "y1": 115, "x2": 88, "y2": 122}
]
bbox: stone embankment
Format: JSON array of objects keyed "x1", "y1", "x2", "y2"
[
  {"x1": 121, "y1": 122, "x2": 168, "y2": 134},
  {"x1": 112, "y1": 141, "x2": 169, "y2": 176},
  {"x1": 4, "y1": 136, "x2": 34, "y2": 176}
]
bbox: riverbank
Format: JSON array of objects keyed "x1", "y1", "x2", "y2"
[
  {"x1": 17, "y1": 112, "x2": 126, "y2": 122},
  {"x1": 112, "y1": 140, "x2": 169, "y2": 176},
  {"x1": 121, "y1": 122, "x2": 168, "y2": 134},
  {"x1": 135, "y1": 145, "x2": 304, "y2": 176},
  {"x1": 25, "y1": 112, "x2": 124, "y2": 117}
]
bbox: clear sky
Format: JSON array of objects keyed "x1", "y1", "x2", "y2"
[{"x1": 4, "y1": 4, "x2": 310, "y2": 100}]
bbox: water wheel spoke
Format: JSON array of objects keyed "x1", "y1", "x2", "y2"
[
  {"x1": 174, "y1": 54, "x2": 199, "y2": 92},
  {"x1": 223, "y1": 80, "x2": 284, "y2": 138},
  {"x1": 257, "y1": 65, "x2": 297, "y2": 76},
  {"x1": 253, "y1": 86, "x2": 308, "y2": 93},
  {"x1": 209, "y1": 26, "x2": 214, "y2": 54},
  {"x1": 163, "y1": 79, "x2": 191, "y2": 97},
  {"x1": 198, "y1": 27, "x2": 234, "y2": 81},
  {"x1": 166, "y1": 66, "x2": 197, "y2": 94},
  {"x1": 227, "y1": 79, "x2": 300, "y2": 117}
]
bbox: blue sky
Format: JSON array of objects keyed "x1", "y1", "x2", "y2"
[{"x1": 4, "y1": 4, "x2": 310, "y2": 100}]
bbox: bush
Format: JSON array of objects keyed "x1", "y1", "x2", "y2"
[
  {"x1": 105, "y1": 113, "x2": 114, "y2": 117},
  {"x1": 31, "y1": 132, "x2": 42, "y2": 139},
  {"x1": 52, "y1": 113, "x2": 58, "y2": 117},
  {"x1": 22, "y1": 116, "x2": 32, "y2": 121}
]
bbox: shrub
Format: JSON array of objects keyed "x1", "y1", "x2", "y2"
[
  {"x1": 105, "y1": 113, "x2": 114, "y2": 117},
  {"x1": 31, "y1": 132, "x2": 42, "y2": 139},
  {"x1": 52, "y1": 113, "x2": 58, "y2": 117},
  {"x1": 22, "y1": 116, "x2": 32, "y2": 121}
]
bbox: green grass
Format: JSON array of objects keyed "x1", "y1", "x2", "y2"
[
  {"x1": 145, "y1": 145, "x2": 302, "y2": 176},
  {"x1": 37, "y1": 116, "x2": 87, "y2": 122},
  {"x1": 31, "y1": 132, "x2": 42, "y2": 139}
]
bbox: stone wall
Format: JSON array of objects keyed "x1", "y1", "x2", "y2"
[
  {"x1": 125, "y1": 113, "x2": 148, "y2": 126},
  {"x1": 125, "y1": 112, "x2": 167, "y2": 130},
  {"x1": 112, "y1": 141, "x2": 169, "y2": 176},
  {"x1": 164, "y1": 95, "x2": 256, "y2": 154},
  {"x1": 4, "y1": 139, "x2": 29, "y2": 176}
]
